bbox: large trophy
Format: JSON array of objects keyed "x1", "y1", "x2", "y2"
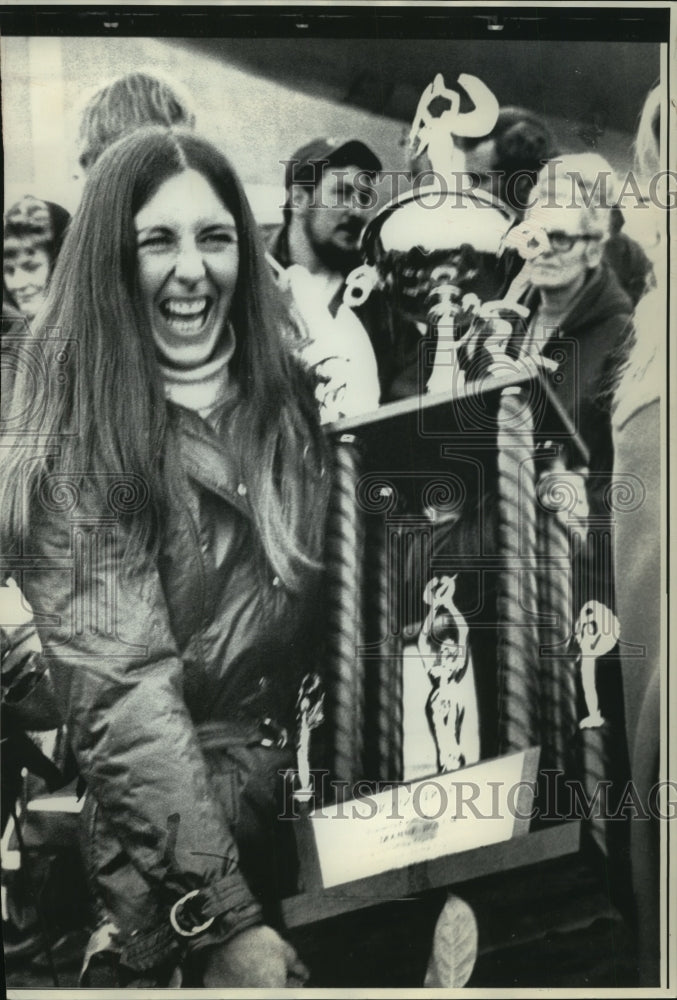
[
  {"x1": 281, "y1": 76, "x2": 604, "y2": 991},
  {"x1": 343, "y1": 68, "x2": 528, "y2": 404},
  {"x1": 347, "y1": 182, "x2": 524, "y2": 401}
]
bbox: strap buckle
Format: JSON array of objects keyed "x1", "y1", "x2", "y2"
[{"x1": 169, "y1": 889, "x2": 215, "y2": 938}]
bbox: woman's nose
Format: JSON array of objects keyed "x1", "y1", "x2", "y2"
[{"x1": 173, "y1": 242, "x2": 206, "y2": 283}]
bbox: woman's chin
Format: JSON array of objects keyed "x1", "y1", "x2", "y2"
[
  {"x1": 17, "y1": 302, "x2": 43, "y2": 321},
  {"x1": 153, "y1": 327, "x2": 235, "y2": 370}
]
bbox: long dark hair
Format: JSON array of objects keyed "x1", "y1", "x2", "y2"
[{"x1": 1, "y1": 128, "x2": 329, "y2": 590}]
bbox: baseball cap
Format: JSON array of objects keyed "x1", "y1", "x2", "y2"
[{"x1": 284, "y1": 137, "x2": 382, "y2": 189}]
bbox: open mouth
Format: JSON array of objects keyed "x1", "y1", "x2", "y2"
[{"x1": 158, "y1": 296, "x2": 213, "y2": 335}]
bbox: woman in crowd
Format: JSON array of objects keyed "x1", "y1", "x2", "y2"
[
  {"x1": 76, "y1": 69, "x2": 196, "y2": 174},
  {"x1": 2, "y1": 194, "x2": 78, "y2": 972},
  {"x1": 3, "y1": 196, "x2": 71, "y2": 322},
  {"x1": 0, "y1": 126, "x2": 330, "y2": 988}
]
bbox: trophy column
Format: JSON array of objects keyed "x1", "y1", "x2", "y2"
[
  {"x1": 535, "y1": 458, "x2": 580, "y2": 774},
  {"x1": 495, "y1": 386, "x2": 541, "y2": 755},
  {"x1": 324, "y1": 433, "x2": 366, "y2": 789},
  {"x1": 362, "y1": 513, "x2": 406, "y2": 782}
]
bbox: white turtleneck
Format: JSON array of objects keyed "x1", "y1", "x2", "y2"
[{"x1": 159, "y1": 344, "x2": 237, "y2": 423}]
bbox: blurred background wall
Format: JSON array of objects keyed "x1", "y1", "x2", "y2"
[{"x1": 1, "y1": 33, "x2": 663, "y2": 222}]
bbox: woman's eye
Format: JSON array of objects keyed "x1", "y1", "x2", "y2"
[
  {"x1": 200, "y1": 230, "x2": 237, "y2": 249},
  {"x1": 138, "y1": 233, "x2": 173, "y2": 251}
]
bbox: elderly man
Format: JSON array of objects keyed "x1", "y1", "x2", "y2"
[
  {"x1": 457, "y1": 112, "x2": 651, "y2": 305},
  {"x1": 515, "y1": 154, "x2": 635, "y2": 512},
  {"x1": 519, "y1": 151, "x2": 640, "y2": 915},
  {"x1": 513, "y1": 156, "x2": 634, "y2": 791}
]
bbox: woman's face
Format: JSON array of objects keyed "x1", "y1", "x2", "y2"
[
  {"x1": 3, "y1": 242, "x2": 51, "y2": 319},
  {"x1": 134, "y1": 169, "x2": 239, "y2": 369}
]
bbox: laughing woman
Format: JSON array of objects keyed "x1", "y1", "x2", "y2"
[{"x1": 0, "y1": 128, "x2": 329, "y2": 987}]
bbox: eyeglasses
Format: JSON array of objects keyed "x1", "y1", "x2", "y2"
[
  {"x1": 504, "y1": 223, "x2": 604, "y2": 261},
  {"x1": 540, "y1": 231, "x2": 602, "y2": 254}
]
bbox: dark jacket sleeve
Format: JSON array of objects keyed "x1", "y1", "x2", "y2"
[{"x1": 21, "y1": 503, "x2": 262, "y2": 948}]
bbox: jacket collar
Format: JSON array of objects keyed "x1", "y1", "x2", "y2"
[
  {"x1": 521, "y1": 261, "x2": 632, "y2": 336},
  {"x1": 171, "y1": 402, "x2": 252, "y2": 520}
]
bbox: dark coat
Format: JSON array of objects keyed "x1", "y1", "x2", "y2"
[
  {"x1": 604, "y1": 230, "x2": 654, "y2": 308},
  {"x1": 519, "y1": 261, "x2": 634, "y2": 516},
  {"x1": 17, "y1": 401, "x2": 320, "y2": 971}
]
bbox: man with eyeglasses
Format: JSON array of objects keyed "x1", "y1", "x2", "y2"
[
  {"x1": 457, "y1": 115, "x2": 650, "y2": 306},
  {"x1": 514, "y1": 153, "x2": 635, "y2": 820},
  {"x1": 515, "y1": 154, "x2": 635, "y2": 525}
]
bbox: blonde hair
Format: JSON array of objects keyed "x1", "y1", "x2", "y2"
[
  {"x1": 613, "y1": 85, "x2": 665, "y2": 422},
  {"x1": 634, "y1": 85, "x2": 661, "y2": 179}
]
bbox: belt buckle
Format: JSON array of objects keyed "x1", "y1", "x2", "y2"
[{"x1": 169, "y1": 889, "x2": 215, "y2": 938}]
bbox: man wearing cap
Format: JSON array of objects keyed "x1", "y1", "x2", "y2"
[
  {"x1": 274, "y1": 137, "x2": 381, "y2": 291},
  {"x1": 270, "y1": 137, "x2": 383, "y2": 422}
]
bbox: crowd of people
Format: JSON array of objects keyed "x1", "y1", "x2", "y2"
[{"x1": 1, "y1": 67, "x2": 665, "y2": 988}]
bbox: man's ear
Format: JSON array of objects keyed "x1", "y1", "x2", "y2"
[{"x1": 289, "y1": 184, "x2": 314, "y2": 212}]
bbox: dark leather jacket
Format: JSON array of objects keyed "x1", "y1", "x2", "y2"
[{"x1": 17, "y1": 401, "x2": 321, "y2": 971}]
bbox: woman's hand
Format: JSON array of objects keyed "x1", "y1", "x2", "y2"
[{"x1": 201, "y1": 925, "x2": 309, "y2": 987}]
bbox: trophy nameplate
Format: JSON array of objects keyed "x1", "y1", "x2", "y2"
[{"x1": 308, "y1": 747, "x2": 539, "y2": 889}]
